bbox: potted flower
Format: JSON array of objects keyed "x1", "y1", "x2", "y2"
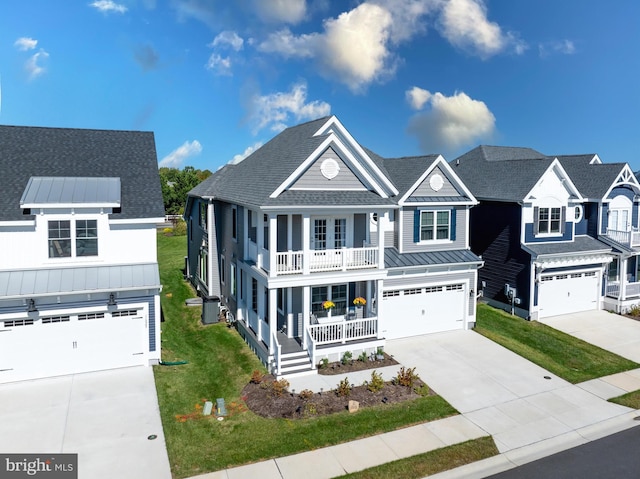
[
  {"x1": 353, "y1": 297, "x2": 366, "y2": 307},
  {"x1": 323, "y1": 300, "x2": 335, "y2": 318}
]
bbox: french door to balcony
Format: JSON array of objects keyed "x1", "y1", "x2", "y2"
[
  {"x1": 313, "y1": 218, "x2": 347, "y2": 250},
  {"x1": 609, "y1": 209, "x2": 630, "y2": 232}
]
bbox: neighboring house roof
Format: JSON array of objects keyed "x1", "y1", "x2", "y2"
[
  {"x1": 0, "y1": 263, "x2": 161, "y2": 299},
  {"x1": 384, "y1": 248, "x2": 482, "y2": 269},
  {"x1": 556, "y1": 155, "x2": 626, "y2": 200},
  {"x1": 382, "y1": 155, "x2": 441, "y2": 198},
  {"x1": 452, "y1": 146, "x2": 554, "y2": 201},
  {"x1": 0, "y1": 125, "x2": 164, "y2": 222},
  {"x1": 524, "y1": 236, "x2": 611, "y2": 257}
]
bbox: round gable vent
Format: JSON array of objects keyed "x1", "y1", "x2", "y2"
[
  {"x1": 429, "y1": 174, "x2": 444, "y2": 192},
  {"x1": 321, "y1": 158, "x2": 340, "y2": 180}
]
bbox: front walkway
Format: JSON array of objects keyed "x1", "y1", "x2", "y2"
[{"x1": 539, "y1": 310, "x2": 640, "y2": 362}]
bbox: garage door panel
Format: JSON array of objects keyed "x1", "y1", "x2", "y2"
[
  {"x1": 538, "y1": 271, "x2": 599, "y2": 318},
  {"x1": 0, "y1": 310, "x2": 146, "y2": 384},
  {"x1": 382, "y1": 284, "x2": 466, "y2": 340}
]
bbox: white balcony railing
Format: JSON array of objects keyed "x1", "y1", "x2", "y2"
[
  {"x1": 275, "y1": 247, "x2": 378, "y2": 275},
  {"x1": 606, "y1": 228, "x2": 640, "y2": 247},
  {"x1": 307, "y1": 316, "x2": 378, "y2": 345},
  {"x1": 607, "y1": 281, "x2": 640, "y2": 298}
]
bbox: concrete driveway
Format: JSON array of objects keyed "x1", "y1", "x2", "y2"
[
  {"x1": 0, "y1": 367, "x2": 171, "y2": 479},
  {"x1": 539, "y1": 310, "x2": 640, "y2": 363},
  {"x1": 386, "y1": 331, "x2": 633, "y2": 453}
]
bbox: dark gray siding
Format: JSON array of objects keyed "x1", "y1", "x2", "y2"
[
  {"x1": 353, "y1": 213, "x2": 367, "y2": 247},
  {"x1": 290, "y1": 147, "x2": 366, "y2": 191},
  {"x1": 186, "y1": 198, "x2": 207, "y2": 293},
  {"x1": 410, "y1": 166, "x2": 460, "y2": 197},
  {"x1": 402, "y1": 206, "x2": 467, "y2": 253},
  {"x1": 277, "y1": 215, "x2": 288, "y2": 251},
  {"x1": 215, "y1": 201, "x2": 242, "y2": 311},
  {"x1": 292, "y1": 215, "x2": 302, "y2": 250},
  {"x1": 470, "y1": 202, "x2": 531, "y2": 313}
]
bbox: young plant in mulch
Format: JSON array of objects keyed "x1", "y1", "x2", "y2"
[
  {"x1": 394, "y1": 366, "x2": 420, "y2": 388},
  {"x1": 336, "y1": 377, "x2": 352, "y2": 397},
  {"x1": 365, "y1": 370, "x2": 385, "y2": 393},
  {"x1": 341, "y1": 351, "x2": 353, "y2": 365}
]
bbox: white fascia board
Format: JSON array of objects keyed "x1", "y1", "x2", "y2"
[
  {"x1": 523, "y1": 158, "x2": 584, "y2": 203},
  {"x1": 0, "y1": 220, "x2": 36, "y2": 227},
  {"x1": 590, "y1": 154, "x2": 602, "y2": 164},
  {"x1": 261, "y1": 204, "x2": 398, "y2": 213},
  {"x1": 602, "y1": 164, "x2": 640, "y2": 200},
  {"x1": 402, "y1": 200, "x2": 477, "y2": 207},
  {"x1": 0, "y1": 284, "x2": 162, "y2": 301},
  {"x1": 270, "y1": 134, "x2": 390, "y2": 199},
  {"x1": 313, "y1": 116, "x2": 399, "y2": 196},
  {"x1": 398, "y1": 156, "x2": 478, "y2": 205},
  {"x1": 109, "y1": 217, "x2": 166, "y2": 225},
  {"x1": 22, "y1": 202, "x2": 120, "y2": 209}
]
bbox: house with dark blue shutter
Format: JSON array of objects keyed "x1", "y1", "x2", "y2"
[
  {"x1": 185, "y1": 116, "x2": 482, "y2": 377},
  {"x1": 452, "y1": 145, "x2": 640, "y2": 320}
]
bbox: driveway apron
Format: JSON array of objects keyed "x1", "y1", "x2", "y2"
[
  {"x1": 386, "y1": 331, "x2": 632, "y2": 453},
  {"x1": 0, "y1": 367, "x2": 171, "y2": 479}
]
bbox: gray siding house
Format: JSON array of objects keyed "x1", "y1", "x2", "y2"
[{"x1": 186, "y1": 116, "x2": 482, "y2": 377}]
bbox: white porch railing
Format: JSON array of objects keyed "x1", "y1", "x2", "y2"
[
  {"x1": 308, "y1": 317, "x2": 378, "y2": 345},
  {"x1": 260, "y1": 318, "x2": 271, "y2": 348},
  {"x1": 606, "y1": 228, "x2": 640, "y2": 247},
  {"x1": 607, "y1": 281, "x2": 640, "y2": 298},
  {"x1": 274, "y1": 247, "x2": 378, "y2": 275},
  {"x1": 304, "y1": 327, "x2": 317, "y2": 370}
]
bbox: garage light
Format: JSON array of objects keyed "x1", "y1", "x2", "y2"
[
  {"x1": 27, "y1": 299, "x2": 37, "y2": 312},
  {"x1": 108, "y1": 293, "x2": 117, "y2": 307}
]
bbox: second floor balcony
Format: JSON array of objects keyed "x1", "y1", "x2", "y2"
[
  {"x1": 275, "y1": 246, "x2": 378, "y2": 275},
  {"x1": 605, "y1": 228, "x2": 640, "y2": 248}
]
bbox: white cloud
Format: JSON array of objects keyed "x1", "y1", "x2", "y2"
[
  {"x1": 171, "y1": 0, "x2": 216, "y2": 29},
  {"x1": 205, "y1": 53, "x2": 232, "y2": 75},
  {"x1": 90, "y1": 0, "x2": 128, "y2": 14},
  {"x1": 407, "y1": 89, "x2": 496, "y2": 151},
  {"x1": 259, "y1": 3, "x2": 395, "y2": 92},
  {"x1": 248, "y1": 81, "x2": 330, "y2": 134},
  {"x1": 25, "y1": 50, "x2": 49, "y2": 80},
  {"x1": 437, "y1": 0, "x2": 525, "y2": 58},
  {"x1": 230, "y1": 141, "x2": 264, "y2": 164},
  {"x1": 369, "y1": 0, "x2": 438, "y2": 43},
  {"x1": 539, "y1": 39, "x2": 576, "y2": 57},
  {"x1": 211, "y1": 31, "x2": 244, "y2": 51},
  {"x1": 14, "y1": 37, "x2": 38, "y2": 51},
  {"x1": 253, "y1": 0, "x2": 307, "y2": 24},
  {"x1": 159, "y1": 140, "x2": 203, "y2": 167},
  {"x1": 406, "y1": 86, "x2": 432, "y2": 110}
]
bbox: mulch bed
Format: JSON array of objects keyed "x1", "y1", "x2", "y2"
[
  {"x1": 317, "y1": 353, "x2": 399, "y2": 375},
  {"x1": 242, "y1": 374, "x2": 431, "y2": 419}
]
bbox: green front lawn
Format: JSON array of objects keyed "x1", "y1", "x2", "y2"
[
  {"x1": 336, "y1": 437, "x2": 498, "y2": 479},
  {"x1": 154, "y1": 233, "x2": 457, "y2": 478},
  {"x1": 475, "y1": 303, "x2": 639, "y2": 383},
  {"x1": 609, "y1": 390, "x2": 640, "y2": 409}
]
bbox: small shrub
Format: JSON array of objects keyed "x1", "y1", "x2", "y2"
[
  {"x1": 395, "y1": 366, "x2": 420, "y2": 388},
  {"x1": 250, "y1": 370, "x2": 264, "y2": 384},
  {"x1": 376, "y1": 346, "x2": 384, "y2": 356},
  {"x1": 270, "y1": 378, "x2": 290, "y2": 397},
  {"x1": 319, "y1": 357, "x2": 329, "y2": 369},
  {"x1": 341, "y1": 351, "x2": 353, "y2": 365},
  {"x1": 162, "y1": 227, "x2": 173, "y2": 235},
  {"x1": 304, "y1": 403, "x2": 318, "y2": 415},
  {"x1": 173, "y1": 220, "x2": 187, "y2": 236},
  {"x1": 358, "y1": 351, "x2": 368, "y2": 362},
  {"x1": 366, "y1": 370, "x2": 385, "y2": 393},
  {"x1": 414, "y1": 383, "x2": 431, "y2": 397},
  {"x1": 299, "y1": 389, "x2": 314, "y2": 400},
  {"x1": 336, "y1": 377, "x2": 351, "y2": 397},
  {"x1": 628, "y1": 304, "x2": 640, "y2": 317}
]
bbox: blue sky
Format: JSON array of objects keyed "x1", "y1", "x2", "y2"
[{"x1": 1, "y1": 1, "x2": 639, "y2": 172}]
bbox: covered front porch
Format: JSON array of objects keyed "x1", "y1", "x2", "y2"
[
  {"x1": 236, "y1": 277, "x2": 384, "y2": 376},
  {"x1": 604, "y1": 253, "x2": 640, "y2": 312}
]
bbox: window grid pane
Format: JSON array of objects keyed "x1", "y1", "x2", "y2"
[
  {"x1": 436, "y1": 211, "x2": 449, "y2": 239},
  {"x1": 420, "y1": 211, "x2": 434, "y2": 241},
  {"x1": 48, "y1": 220, "x2": 71, "y2": 258},
  {"x1": 76, "y1": 220, "x2": 98, "y2": 256},
  {"x1": 314, "y1": 219, "x2": 327, "y2": 250}
]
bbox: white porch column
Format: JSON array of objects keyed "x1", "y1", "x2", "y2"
[
  {"x1": 621, "y1": 258, "x2": 628, "y2": 301},
  {"x1": 286, "y1": 287, "x2": 293, "y2": 338},
  {"x1": 377, "y1": 210, "x2": 385, "y2": 269},
  {"x1": 257, "y1": 212, "x2": 264, "y2": 269},
  {"x1": 302, "y1": 214, "x2": 311, "y2": 274},
  {"x1": 269, "y1": 215, "x2": 277, "y2": 278},
  {"x1": 376, "y1": 279, "x2": 383, "y2": 339},
  {"x1": 366, "y1": 280, "x2": 372, "y2": 317},
  {"x1": 302, "y1": 285, "x2": 310, "y2": 349},
  {"x1": 269, "y1": 287, "x2": 278, "y2": 333},
  {"x1": 287, "y1": 215, "x2": 293, "y2": 250},
  {"x1": 243, "y1": 207, "x2": 249, "y2": 260}
]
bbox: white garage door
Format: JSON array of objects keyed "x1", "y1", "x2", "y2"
[
  {"x1": 538, "y1": 271, "x2": 599, "y2": 318},
  {"x1": 0, "y1": 309, "x2": 146, "y2": 384},
  {"x1": 382, "y1": 284, "x2": 466, "y2": 340}
]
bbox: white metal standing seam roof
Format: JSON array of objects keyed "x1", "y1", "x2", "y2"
[
  {"x1": 20, "y1": 177, "x2": 121, "y2": 207},
  {"x1": 0, "y1": 263, "x2": 160, "y2": 299}
]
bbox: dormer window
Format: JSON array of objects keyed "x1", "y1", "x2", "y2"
[{"x1": 534, "y1": 206, "x2": 565, "y2": 236}]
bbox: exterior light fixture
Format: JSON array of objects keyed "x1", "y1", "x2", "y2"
[
  {"x1": 27, "y1": 299, "x2": 38, "y2": 312},
  {"x1": 108, "y1": 293, "x2": 117, "y2": 307}
]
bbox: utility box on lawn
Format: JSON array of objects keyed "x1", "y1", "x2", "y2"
[{"x1": 202, "y1": 297, "x2": 220, "y2": 324}]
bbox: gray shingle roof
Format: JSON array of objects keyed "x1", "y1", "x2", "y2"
[
  {"x1": 0, "y1": 125, "x2": 164, "y2": 221},
  {"x1": 452, "y1": 146, "x2": 553, "y2": 201},
  {"x1": 525, "y1": 236, "x2": 611, "y2": 256},
  {"x1": 381, "y1": 155, "x2": 440, "y2": 198},
  {"x1": 384, "y1": 248, "x2": 482, "y2": 269},
  {"x1": 556, "y1": 155, "x2": 625, "y2": 199}
]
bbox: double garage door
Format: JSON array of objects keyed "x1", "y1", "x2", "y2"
[
  {"x1": 0, "y1": 309, "x2": 146, "y2": 384},
  {"x1": 538, "y1": 270, "x2": 599, "y2": 318},
  {"x1": 382, "y1": 283, "x2": 466, "y2": 340}
]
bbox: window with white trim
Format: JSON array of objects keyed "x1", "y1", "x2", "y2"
[
  {"x1": 48, "y1": 220, "x2": 99, "y2": 258},
  {"x1": 230, "y1": 263, "x2": 237, "y2": 298},
  {"x1": 420, "y1": 211, "x2": 450, "y2": 241},
  {"x1": 42, "y1": 315, "x2": 70, "y2": 324},
  {"x1": 334, "y1": 218, "x2": 346, "y2": 248},
  {"x1": 314, "y1": 219, "x2": 327, "y2": 250},
  {"x1": 220, "y1": 255, "x2": 226, "y2": 285},
  {"x1": 251, "y1": 278, "x2": 258, "y2": 313},
  {"x1": 4, "y1": 319, "x2": 34, "y2": 327},
  {"x1": 232, "y1": 206, "x2": 238, "y2": 240},
  {"x1": 48, "y1": 220, "x2": 71, "y2": 257},
  {"x1": 537, "y1": 207, "x2": 562, "y2": 234},
  {"x1": 199, "y1": 248, "x2": 208, "y2": 285},
  {"x1": 111, "y1": 310, "x2": 138, "y2": 317},
  {"x1": 76, "y1": 220, "x2": 98, "y2": 256},
  {"x1": 78, "y1": 313, "x2": 105, "y2": 321}
]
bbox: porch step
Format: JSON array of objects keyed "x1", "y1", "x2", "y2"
[{"x1": 279, "y1": 351, "x2": 314, "y2": 377}]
